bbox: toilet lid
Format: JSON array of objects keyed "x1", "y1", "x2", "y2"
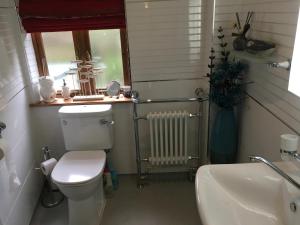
[{"x1": 51, "y1": 151, "x2": 106, "y2": 185}]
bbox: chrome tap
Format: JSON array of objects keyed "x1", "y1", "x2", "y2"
[
  {"x1": 249, "y1": 155, "x2": 300, "y2": 190},
  {"x1": 294, "y1": 153, "x2": 300, "y2": 161}
]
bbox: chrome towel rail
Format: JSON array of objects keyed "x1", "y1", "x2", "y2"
[
  {"x1": 133, "y1": 96, "x2": 208, "y2": 104},
  {"x1": 134, "y1": 113, "x2": 201, "y2": 121},
  {"x1": 132, "y1": 94, "x2": 208, "y2": 188}
]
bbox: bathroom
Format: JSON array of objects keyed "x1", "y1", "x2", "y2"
[{"x1": 0, "y1": 0, "x2": 299, "y2": 225}]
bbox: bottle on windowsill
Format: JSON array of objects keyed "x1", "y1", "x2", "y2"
[{"x1": 61, "y1": 79, "x2": 71, "y2": 100}]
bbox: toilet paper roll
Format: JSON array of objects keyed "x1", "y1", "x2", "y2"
[{"x1": 41, "y1": 158, "x2": 57, "y2": 176}]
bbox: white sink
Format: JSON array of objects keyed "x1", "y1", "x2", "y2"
[{"x1": 195, "y1": 162, "x2": 300, "y2": 225}]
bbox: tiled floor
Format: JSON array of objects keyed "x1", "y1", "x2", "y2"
[{"x1": 30, "y1": 175, "x2": 201, "y2": 225}]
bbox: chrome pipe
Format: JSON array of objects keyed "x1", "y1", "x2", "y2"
[
  {"x1": 133, "y1": 97, "x2": 208, "y2": 105},
  {"x1": 132, "y1": 91, "x2": 206, "y2": 187},
  {"x1": 188, "y1": 156, "x2": 200, "y2": 160},
  {"x1": 134, "y1": 113, "x2": 201, "y2": 121},
  {"x1": 133, "y1": 103, "x2": 143, "y2": 188},
  {"x1": 249, "y1": 155, "x2": 300, "y2": 190},
  {"x1": 294, "y1": 153, "x2": 300, "y2": 161},
  {"x1": 141, "y1": 156, "x2": 199, "y2": 163}
]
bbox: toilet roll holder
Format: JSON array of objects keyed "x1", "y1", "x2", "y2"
[
  {"x1": 0, "y1": 122, "x2": 6, "y2": 138},
  {"x1": 0, "y1": 122, "x2": 6, "y2": 160},
  {"x1": 39, "y1": 146, "x2": 64, "y2": 208}
]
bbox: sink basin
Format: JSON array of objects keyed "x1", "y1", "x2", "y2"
[{"x1": 195, "y1": 162, "x2": 300, "y2": 225}]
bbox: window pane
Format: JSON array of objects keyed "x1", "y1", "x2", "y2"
[
  {"x1": 89, "y1": 29, "x2": 124, "y2": 88},
  {"x1": 42, "y1": 31, "x2": 78, "y2": 90}
]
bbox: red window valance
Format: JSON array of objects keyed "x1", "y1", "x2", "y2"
[{"x1": 19, "y1": 0, "x2": 126, "y2": 33}]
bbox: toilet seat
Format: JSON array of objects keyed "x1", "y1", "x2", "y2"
[{"x1": 51, "y1": 150, "x2": 106, "y2": 186}]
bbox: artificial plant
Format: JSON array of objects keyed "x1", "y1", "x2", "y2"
[{"x1": 207, "y1": 26, "x2": 248, "y2": 109}]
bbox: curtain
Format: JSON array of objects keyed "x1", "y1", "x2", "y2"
[{"x1": 19, "y1": 0, "x2": 126, "y2": 32}]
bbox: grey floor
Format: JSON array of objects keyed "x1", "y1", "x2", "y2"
[{"x1": 30, "y1": 175, "x2": 201, "y2": 225}]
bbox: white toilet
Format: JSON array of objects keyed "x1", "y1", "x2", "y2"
[{"x1": 51, "y1": 104, "x2": 113, "y2": 225}]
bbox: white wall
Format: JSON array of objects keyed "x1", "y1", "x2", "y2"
[
  {"x1": 214, "y1": 0, "x2": 300, "y2": 160},
  {"x1": 0, "y1": 2, "x2": 43, "y2": 225},
  {"x1": 0, "y1": 89, "x2": 43, "y2": 225},
  {"x1": 237, "y1": 97, "x2": 295, "y2": 162}
]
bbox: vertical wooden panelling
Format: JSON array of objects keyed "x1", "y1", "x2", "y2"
[{"x1": 215, "y1": 0, "x2": 300, "y2": 133}]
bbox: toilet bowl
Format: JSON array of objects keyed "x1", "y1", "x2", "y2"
[
  {"x1": 52, "y1": 150, "x2": 106, "y2": 225},
  {"x1": 54, "y1": 104, "x2": 113, "y2": 225}
]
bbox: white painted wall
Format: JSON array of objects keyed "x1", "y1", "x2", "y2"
[
  {"x1": 0, "y1": 89, "x2": 43, "y2": 225},
  {"x1": 237, "y1": 97, "x2": 296, "y2": 162},
  {"x1": 0, "y1": 2, "x2": 43, "y2": 225},
  {"x1": 214, "y1": 0, "x2": 300, "y2": 160}
]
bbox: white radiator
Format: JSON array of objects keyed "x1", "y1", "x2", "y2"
[{"x1": 147, "y1": 111, "x2": 189, "y2": 166}]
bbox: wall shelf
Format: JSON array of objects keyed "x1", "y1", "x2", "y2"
[{"x1": 232, "y1": 50, "x2": 287, "y2": 66}]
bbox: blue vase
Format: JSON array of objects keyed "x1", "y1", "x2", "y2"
[{"x1": 210, "y1": 107, "x2": 237, "y2": 164}]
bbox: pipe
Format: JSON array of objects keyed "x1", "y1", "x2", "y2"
[{"x1": 133, "y1": 103, "x2": 143, "y2": 188}]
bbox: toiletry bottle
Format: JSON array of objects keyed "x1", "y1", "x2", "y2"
[
  {"x1": 280, "y1": 134, "x2": 299, "y2": 161},
  {"x1": 62, "y1": 79, "x2": 71, "y2": 100}
]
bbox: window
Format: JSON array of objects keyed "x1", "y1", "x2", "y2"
[
  {"x1": 43, "y1": 31, "x2": 78, "y2": 90},
  {"x1": 90, "y1": 30, "x2": 124, "y2": 88},
  {"x1": 31, "y1": 29, "x2": 130, "y2": 92}
]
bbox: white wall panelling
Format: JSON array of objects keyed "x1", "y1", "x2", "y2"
[
  {"x1": 126, "y1": 0, "x2": 212, "y2": 82},
  {"x1": 0, "y1": 0, "x2": 14, "y2": 7},
  {"x1": 237, "y1": 97, "x2": 296, "y2": 162},
  {"x1": 0, "y1": 89, "x2": 43, "y2": 225},
  {"x1": 214, "y1": 0, "x2": 300, "y2": 160},
  {"x1": 0, "y1": 1, "x2": 43, "y2": 225},
  {"x1": 0, "y1": 8, "x2": 26, "y2": 110}
]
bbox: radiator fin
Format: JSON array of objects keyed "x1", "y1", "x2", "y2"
[{"x1": 147, "y1": 111, "x2": 189, "y2": 165}]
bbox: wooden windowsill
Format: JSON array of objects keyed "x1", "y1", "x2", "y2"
[{"x1": 30, "y1": 96, "x2": 132, "y2": 107}]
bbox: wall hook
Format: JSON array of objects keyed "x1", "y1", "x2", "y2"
[
  {"x1": 268, "y1": 59, "x2": 291, "y2": 71},
  {"x1": 0, "y1": 122, "x2": 6, "y2": 138}
]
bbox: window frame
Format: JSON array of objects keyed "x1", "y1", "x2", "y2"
[{"x1": 31, "y1": 29, "x2": 131, "y2": 91}]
